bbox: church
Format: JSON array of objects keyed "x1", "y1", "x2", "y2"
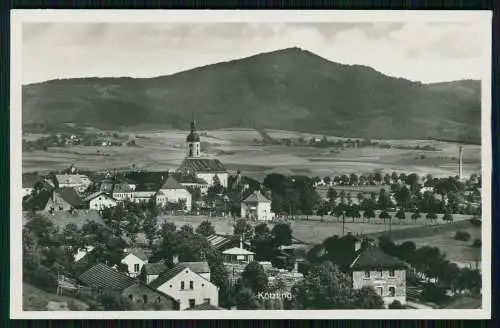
[{"x1": 177, "y1": 119, "x2": 229, "y2": 188}]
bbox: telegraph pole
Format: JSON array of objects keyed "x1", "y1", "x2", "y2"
[{"x1": 342, "y1": 211, "x2": 346, "y2": 236}]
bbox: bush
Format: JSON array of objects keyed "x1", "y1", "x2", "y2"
[
  {"x1": 454, "y1": 231, "x2": 471, "y2": 242},
  {"x1": 472, "y1": 239, "x2": 482, "y2": 248},
  {"x1": 388, "y1": 300, "x2": 405, "y2": 309},
  {"x1": 469, "y1": 217, "x2": 481, "y2": 227},
  {"x1": 421, "y1": 284, "x2": 447, "y2": 304},
  {"x1": 23, "y1": 265, "x2": 58, "y2": 293}
]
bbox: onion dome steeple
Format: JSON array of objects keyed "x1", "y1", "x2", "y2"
[{"x1": 186, "y1": 119, "x2": 200, "y2": 142}]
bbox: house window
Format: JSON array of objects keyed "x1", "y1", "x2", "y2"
[
  {"x1": 388, "y1": 287, "x2": 396, "y2": 297},
  {"x1": 181, "y1": 281, "x2": 185, "y2": 290},
  {"x1": 389, "y1": 269, "x2": 395, "y2": 277},
  {"x1": 204, "y1": 298, "x2": 210, "y2": 305},
  {"x1": 189, "y1": 281, "x2": 194, "y2": 289},
  {"x1": 134, "y1": 264, "x2": 140, "y2": 272},
  {"x1": 376, "y1": 287, "x2": 383, "y2": 296},
  {"x1": 189, "y1": 299, "x2": 196, "y2": 308},
  {"x1": 364, "y1": 270, "x2": 370, "y2": 278},
  {"x1": 143, "y1": 295, "x2": 148, "y2": 304},
  {"x1": 378, "y1": 270, "x2": 383, "y2": 277}
]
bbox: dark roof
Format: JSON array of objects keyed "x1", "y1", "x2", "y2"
[
  {"x1": 134, "y1": 183, "x2": 162, "y2": 192},
  {"x1": 149, "y1": 265, "x2": 187, "y2": 289},
  {"x1": 186, "y1": 303, "x2": 223, "y2": 311},
  {"x1": 171, "y1": 172, "x2": 208, "y2": 185},
  {"x1": 22, "y1": 173, "x2": 41, "y2": 188},
  {"x1": 112, "y1": 182, "x2": 133, "y2": 193},
  {"x1": 55, "y1": 187, "x2": 84, "y2": 207},
  {"x1": 143, "y1": 260, "x2": 168, "y2": 276},
  {"x1": 243, "y1": 190, "x2": 271, "y2": 203},
  {"x1": 180, "y1": 158, "x2": 227, "y2": 173},
  {"x1": 22, "y1": 190, "x2": 52, "y2": 211},
  {"x1": 124, "y1": 171, "x2": 168, "y2": 186},
  {"x1": 178, "y1": 261, "x2": 210, "y2": 274},
  {"x1": 160, "y1": 176, "x2": 185, "y2": 190},
  {"x1": 350, "y1": 246, "x2": 407, "y2": 270},
  {"x1": 79, "y1": 263, "x2": 137, "y2": 290}
]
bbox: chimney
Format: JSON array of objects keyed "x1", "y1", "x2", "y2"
[{"x1": 458, "y1": 145, "x2": 463, "y2": 179}]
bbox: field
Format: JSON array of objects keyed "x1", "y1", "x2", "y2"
[
  {"x1": 22, "y1": 128, "x2": 481, "y2": 180},
  {"x1": 23, "y1": 282, "x2": 89, "y2": 311},
  {"x1": 157, "y1": 211, "x2": 474, "y2": 247}
]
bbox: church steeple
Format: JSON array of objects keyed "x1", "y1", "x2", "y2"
[{"x1": 186, "y1": 118, "x2": 201, "y2": 158}]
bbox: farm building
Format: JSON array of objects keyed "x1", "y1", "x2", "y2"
[
  {"x1": 121, "y1": 249, "x2": 149, "y2": 278},
  {"x1": 84, "y1": 191, "x2": 118, "y2": 210},
  {"x1": 156, "y1": 175, "x2": 192, "y2": 211}
]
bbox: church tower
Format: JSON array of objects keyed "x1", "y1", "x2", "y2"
[{"x1": 186, "y1": 119, "x2": 201, "y2": 158}]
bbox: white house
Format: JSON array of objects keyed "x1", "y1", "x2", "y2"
[
  {"x1": 84, "y1": 191, "x2": 118, "y2": 210},
  {"x1": 55, "y1": 174, "x2": 91, "y2": 193},
  {"x1": 241, "y1": 190, "x2": 274, "y2": 221},
  {"x1": 121, "y1": 249, "x2": 149, "y2": 278},
  {"x1": 149, "y1": 262, "x2": 219, "y2": 310},
  {"x1": 156, "y1": 176, "x2": 192, "y2": 211}
]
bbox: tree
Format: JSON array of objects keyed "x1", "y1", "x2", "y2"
[
  {"x1": 377, "y1": 189, "x2": 390, "y2": 210},
  {"x1": 235, "y1": 287, "x2": 260, "y2": 309},
  {"x1": 323, "y1": 176, "x2": 331, "y2": 185},
  {"x1": 206, "y1": 249, "x2": 232, "y2": 307},
  {"x1": 411, "y1": 211, "x2": 421, "y2": 224},
  {"x1": 396, "y1": 209, "x2": 406, "y2": 223},
  {"x1": 454, "y1": 231, "x2": 471, "y2": 242},
  {"x1": 327, "y1": 188, "x2": 338, "y2": 204},
  {"x1": 233, "y1": 219, "x2": 253, "y2": 241},
  {"x1": 196, "y1": 220, "x2": 215, "y2": 237},
  {"x1": 292, "y1": 261, "x2": 357, "y2": 309},
  {"x1": 353, "y1": 286, "x2": 385, "y2": 309},
  {"x1": 241, "y1": 262, "x2": 268, "y2": 293},
  {"x1": 142, "y1": 215, "x2": 158, "y2": 247},
  {"x1": 472, "y1": 239, "x2": 482, "y2": 248},
  {"x1": 270, "y1": 223, "x2": 293, "y2": 247},
  {"x1": 442, "y1": 212, "x2": 454, "y2": 223},
  {"x1": 379, "y1": 211, "x2": 391, "y2": 223},
  {"x1": 363, "y1": 208, "x2": 376, "y2": 222},
  {"x1": 426, "y1": 212, "x2": 438, "y2": 224},
  {"x1": 374, "y1": 172, "x2": 383, "y2": 184},
  {"x1": 254, "y1": 223, "x2": 270, "y2": 236}
]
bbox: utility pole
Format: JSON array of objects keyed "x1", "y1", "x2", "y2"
[{"x1": 342, "y1": 211, "x2": 345, "y2": 236}]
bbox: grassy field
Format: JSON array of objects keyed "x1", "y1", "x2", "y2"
[
  {"x1": 23, "y1": 282, "x2": 89, "y2": 311},
  {"x1": 395, "y1": 222, "x2": 482, "y2": 265},
  {"x1": 157, "y1": 211, "x2": 474, "y2": 246},
  {"x1": 22, "y1": 128, "x2": 481, "y2": 180}
]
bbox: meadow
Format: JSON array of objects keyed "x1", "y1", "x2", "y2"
[{"x1": 22, "y1": 128, "x2": 481, "y2": 181}]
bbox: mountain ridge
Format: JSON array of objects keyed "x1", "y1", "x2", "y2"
[{"x1": 22, "y1": 47, "x2": 481, "y2": 143}]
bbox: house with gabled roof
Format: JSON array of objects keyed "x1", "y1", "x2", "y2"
[
  {"x1": 350, "y1": 246, "x2": 407, "y2": 307},
  {"x1": 241, "y1": 190, "x2": 275, "y2": 221},
  {"x1": 142, "y1": 260, "x2": 168, "y2": 284},
  {"x1": 40, "y1": 187, "x2": 85, "y2": 214},
  {"x1": 121, "y1": 249, "x2": 149, "y2": 278},
  {"x1": 78, "y1": 263, "x2": 179, "y2": 310},
  {"x1": 149, "y1": 261, "x2": 219, "y2": 310},
  {"x1": 55, "y1": 174, "x2": 91, "y2": 193},
  {"x1": 84, "y1": 191, "x2": 118, "y2": 210},
  {"x1": 156, "y1": 175, "x2": 192, "y2": 211}
]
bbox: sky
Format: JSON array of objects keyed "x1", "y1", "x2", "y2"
[{"x1": 22, "y1": 21, "x2": 484, "y2": 85}]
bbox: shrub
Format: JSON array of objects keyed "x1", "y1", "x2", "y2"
[
  {"x1": 469, "y1": 217, "x2": 482, "y2": 227},
  {"x1": 23, "y1": 265, "x2": 58, "y2": 294},
  {"x1": 454, "y1": 231, "x2": 471, "y2": 242},
  {"x1": 421, "y1": 284, "x2": 447, "y2": 304},
  {"x1": 389, "y1": 300, "x2": 405, "y2": 309},
  {"x1": 472, "y1": 239, "x2": 482, "y2": 248}
]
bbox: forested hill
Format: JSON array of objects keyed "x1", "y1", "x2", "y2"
[{"x1": 22, "y1": 47, "x2": 481, "y2": 143}]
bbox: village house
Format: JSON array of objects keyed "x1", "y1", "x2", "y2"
[
  {"x1": 141, "y1": 260, "x2": 168, "y2": 284},
  {"x1": 240, "y1": 190, "x2": 275, "y2": 221},
  {"x1": 222, "y1": 239, "x2": 256, "y2": 285},
  {"x1": 55, "y1": 174, "x2": 91, "y2": 193},
  {"x1": 177, "y1": 119, "x2": 229, "y2": 188},
  {"x1": 121, "y1": 249, "x2": 149, "y2": 278},
  {"x1": 206, "y1": 234, "x2": 252, "y2": 252},
  {"x1": 156, "y1": 175, "x2": 192, "y2": 211},
  {"x1": 78, "y1": 263, "x2": 179, "y2": 310},
  {"x1": 171, "y1": 172, "x2": 209, "y2": 195},
  {"x1": 149, "y1": 261, "x2": 219, "y2": 310},
  {"x1": 43, "y1": 187, "x2": 86, "y2": 214},
  {"x1": 84, "y1": 191, "x2": 118, "y2": 210},
  {"x1": 22, "y1": 173, "x2": 42, "y2": 197},
  {"x1": 350, "y1": 246, "x2": 407, "y2": 308}
]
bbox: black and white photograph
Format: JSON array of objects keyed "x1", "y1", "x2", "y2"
[{"x1": 10, "y1": 10, "x2": 492, "y2": 319}]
